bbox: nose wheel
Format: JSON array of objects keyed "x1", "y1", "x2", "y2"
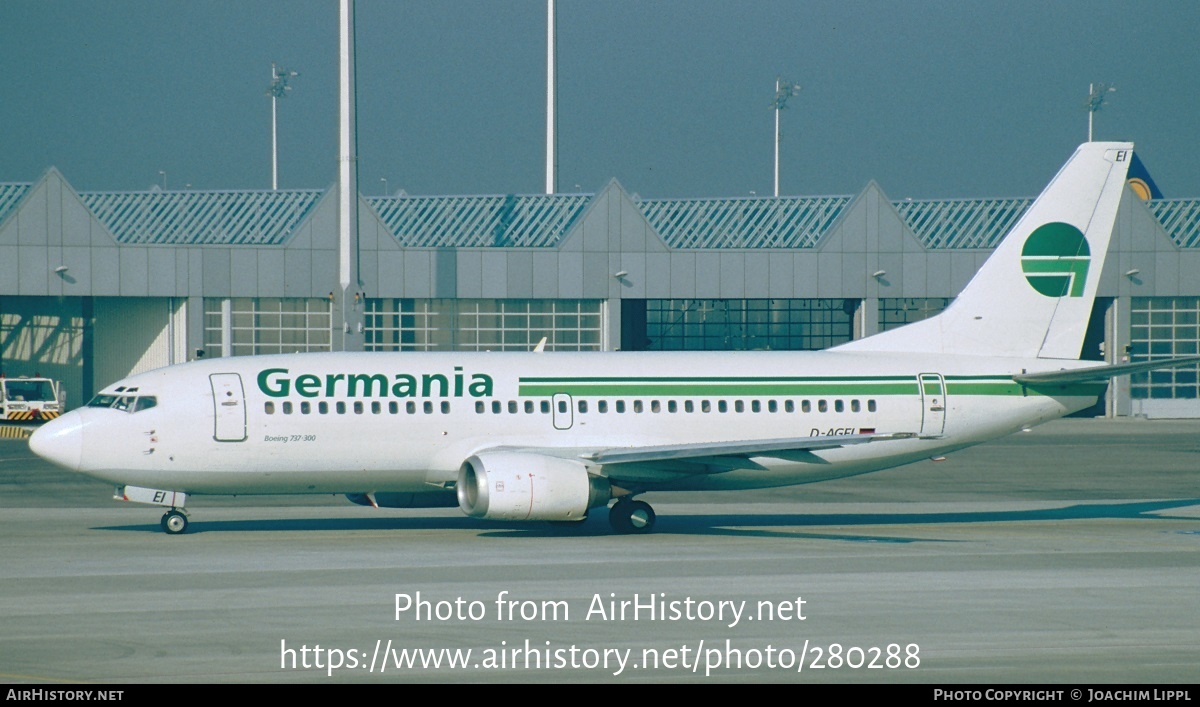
[
  {"x1": 609, "y1": 499, "x2": 656, "y2": 534},
  {"x1": 160, "y1": 509, "x2": 189, "y2": 535}
]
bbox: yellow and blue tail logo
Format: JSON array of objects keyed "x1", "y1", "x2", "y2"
[
  {"x1": 1126, "y1": 153, "x2": 1162, "y2": 200},
  {"x1": 1020, "y1": 222, "x2": 1090, "y2": 298}
]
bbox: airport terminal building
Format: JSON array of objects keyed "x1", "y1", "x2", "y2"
[{"x1": 2, "y1": 164, "x2": 1198, "y2": 417}]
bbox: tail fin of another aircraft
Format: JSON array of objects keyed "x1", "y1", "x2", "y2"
[{"x1": 837, "y1": 142, "x2": 1134, "y2": 359}]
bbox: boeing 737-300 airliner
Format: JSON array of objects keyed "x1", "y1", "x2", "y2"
[{"x1": 28, "y1": 142, "x2": 1198, "y2": 534}]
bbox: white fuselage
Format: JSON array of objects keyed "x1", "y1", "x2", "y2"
[{"x1": 38, "y1": 350, "x2": 1103, "y2": 498}]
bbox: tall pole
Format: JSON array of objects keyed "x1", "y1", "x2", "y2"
[
  {"x1": 772, "y1": 77, "x2": 800, "y2": 197},
  {"x1": 545, "y1": 0, "x2": 557, "y2": 194},
  {"x1": 339, "y1": 0, "x2": 361, "y2": 350},
  {"x1": 773, "y1": 78, "x2": 780, "y2": 198},
  {"x1": 271, "y1": 64, "x2": 279, "y2": 190},
  {"x1": 267, "y1": 62, "x2": 297, "y2": 190}
]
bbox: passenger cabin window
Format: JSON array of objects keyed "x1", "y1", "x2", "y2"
[
  {"x1": 265, "y1": 402, "x2": 275, "y2": 414},
  {"x1": 598, "y1": 400, "x2": 608, "y2": 413}
]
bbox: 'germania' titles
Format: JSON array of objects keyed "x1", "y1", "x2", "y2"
[{"x1": 257, "y1": 367, "x2": 494, "y2": 399}]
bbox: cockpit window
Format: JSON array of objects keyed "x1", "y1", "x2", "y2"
[
  {"x1": 86, "y1": 393, "x2": 157, "y2": 413},
  {"x1": 87, "y1": 394, "x2": 119, "y2": 408}
]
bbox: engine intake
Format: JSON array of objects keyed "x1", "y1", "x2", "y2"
[{"x1": 457, "y1": 451, "x2": 611, "y2": 521}]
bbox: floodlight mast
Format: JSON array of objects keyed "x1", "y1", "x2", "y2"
[
  {"x1": 772, "y1": 77, "x2": 801, "y2": 197},
  {"x1": 268, "y1": 62, "x2": 299, "y2": 190},
  {"x1": 545, "y1": 0, "x2": 557, "y2": 194},
  {"x1": 1086, "y1": 82, "x2": 1115, "y2": 142}
]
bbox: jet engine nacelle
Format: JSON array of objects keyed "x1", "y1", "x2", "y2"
[{"x1": 457, "y1": 451, "x2": 611, "y2": 521}]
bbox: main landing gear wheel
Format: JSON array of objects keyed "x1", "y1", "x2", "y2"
[
  {"x1": 609, "y1": 499, "x2": 656, "y2": 534},
  {"x1": 161, "y1": 509, "x2": 189, "y2": 535}
]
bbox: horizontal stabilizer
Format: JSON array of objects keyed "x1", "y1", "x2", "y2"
[{"x1": 1013, "y1": 356, "x2": 1200, "y2": 384}]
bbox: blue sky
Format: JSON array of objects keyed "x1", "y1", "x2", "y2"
[{"x1": 3, "y1": 0, "x2": 1197, "y2": 199}]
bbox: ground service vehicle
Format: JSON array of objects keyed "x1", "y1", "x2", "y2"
[{"x1": 1, "y1": 376, "x2": 64, "y2": 422}]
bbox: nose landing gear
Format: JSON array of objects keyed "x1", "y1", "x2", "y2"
[{"x1": 160, "y1": 508, "x2": 189, "y2": 535}]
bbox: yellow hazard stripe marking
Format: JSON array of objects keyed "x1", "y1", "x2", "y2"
[{"x1": 4, "y1": 410, "x2": 58, "y2": 420}]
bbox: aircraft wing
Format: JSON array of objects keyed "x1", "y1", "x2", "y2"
[
  {"x1": 1013, "y1": 355, "x2": 1200, "y2": 384},
  {"x1": 485, "y1": 432, "x2": 918, "y2": 480},
  {"x1": 582, "y1": 432, "x2": 917, "y2": 466}
]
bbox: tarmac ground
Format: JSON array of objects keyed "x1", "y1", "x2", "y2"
[{"x1": 1, "y1": 418, "x2": 1198, "y2": 684}]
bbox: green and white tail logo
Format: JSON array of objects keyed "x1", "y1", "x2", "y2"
[{"x1": 1020, "y1": 222, "x2": 1090, "y2": 298}]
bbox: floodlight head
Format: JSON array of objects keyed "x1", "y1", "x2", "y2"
[{"x1": 1086, "y1": 83, "x2": 1116, "y2": 112}]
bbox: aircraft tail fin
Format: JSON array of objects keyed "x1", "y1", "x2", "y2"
[{"x1": 837, "y1": 142, "x2": 1134, "y2": 359}]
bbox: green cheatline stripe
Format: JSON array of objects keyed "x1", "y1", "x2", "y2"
[
  {"x1": 1025, "y1": 382, "x2": 1108, "y2": 397},
  {"x1": 523, "y1": 374, "x2": 1017, "y2": 384},
  {"x1": 945, "y1": 382, "x2": 1022, "y2": 396},
  {"x1": 517, "y1": 377, "x2": 1105, "y2": 399},
  {"x1": 520, "y1": 375, "x2": 917, "y2": 383},
  {"x1": 519, "y1": 382, "x2": 921, "y2": 396}
]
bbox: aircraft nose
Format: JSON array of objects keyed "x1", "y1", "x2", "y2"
[{"x1": 29, "y1": 410, "x2": 84, "y2": 472}]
